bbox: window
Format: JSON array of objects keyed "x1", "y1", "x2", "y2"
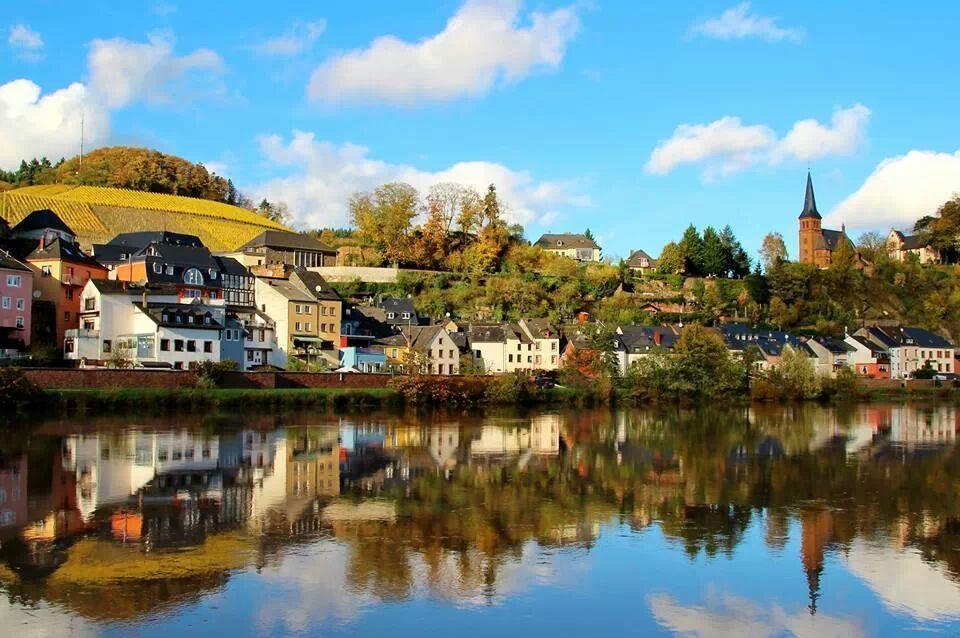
[
  {"x1": 259, "y1": 329, "x2": 265, "y2": 342},
  {"x1": 321, "y1": 306, "x2": 327, "y2": 316},
  {"x1": 247, "y1": 350, "x2": 254, "y2": 361},
  {"x1": 305, "y1": 305, "x2": 312, "y2": 314},
  {"x1": 387, "y1": 312, "x2": 395, "y2": 319},
  {"x1": 83, "y1": 297, "x2": 95, "y2": 311},
  {"x1": 295, "y1": 304, "x2": 301, "y2": 313},
  {"x1": 166, "y1": 265, "x2": 175, "y2": 276},
  {"x1": 63, "y1": 311, "x2": 70, "y2": 322},
  {"x1": 508, "y1": 354, "x2": 514, "y2": 363},
  {"x1": 305, "y1": 322, "x2": 311, "y2": 331},
  {"x1": 83, "y1": 320, "x2": 95, "y2": 330},
  {"x1": 295, "y1": 321, "x2": 302, "y2": 331},
  {"x1": 175, "y1": 339, "x2": 184, "y2": 352},
  {"x1": 1, "y1": 297, "x2": 9, "y2": 309},
  {"x1": 6, "y1": 275, "x2": 20, "y2": 287},
  {"x1": 15, "y1": 317, "x2": 24, "y2": 329},
  {"x1": 402, "y1": 312, "x2": 410, "y2": 319},
  {"x1": 203, "y1": 341, "x2": 213, "y2": 353},
  {"x1": 65, "y1": 288, "x2": 74, "y2": 300},
  {"x1": 160, "y1": 339, "x2": 170, "y2": 351},
  {"x1": 209, "y1": 269, "x2": 217, "y2": 279},
  {"x1": 153, "y1": 262, "x2": 162, "y2": 274},
  {"x1": 183, "y1": 289, "x2": 201, "y2": 299},
  {"x1": 103, "y1": 340, "x2": 112, "y2": 353},
  {"x1": 187, "y1": 340, "x2": 197, "y2": 352}
]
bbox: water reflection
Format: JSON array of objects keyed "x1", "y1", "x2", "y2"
[{"x1": 0, "y1": 403, "x2": 959, "y2": 635}]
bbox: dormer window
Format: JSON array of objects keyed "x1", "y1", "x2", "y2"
[
  {"x1": 556, "y1": 240, "x2": 563, "y2": 246},
  {"x1": 183, "y1": 268, "x2": 203, "y2": 285},
  {"x1": 120, "y1": 253, "x2": 128, "y2": 260},
  {"x1": 153, "y1": 262, "x2": 162, "y2": 274},
  {"x1": 387, "y1": 312, "x2": 395, "y2": 319},
  {"x1": 204, "y1": 315, "x2": 211, "y2": 325},
  {"x1": 175, "y1": 314, "x2": 182, "y2": 323},
  {"x1": 402, "y1": 312, "x2": 410, "y2": 319},
  {"x1": 162, "y1": 313, "x2": 169, "y2": 322},
  {"x1": 209, "y1": 269, "x2": 217, "y2": 279},
  {"x1": 166, "y1": 265, "x2": 174, "y2": 276}
]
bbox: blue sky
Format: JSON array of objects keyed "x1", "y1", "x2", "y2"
[{"x1": 3, "y1": 1, "x2": 960, "y2": 261}]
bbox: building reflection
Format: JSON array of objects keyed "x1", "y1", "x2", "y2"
[{"x1": 0, "y1": 403, "x2": 959, "y2": 624}]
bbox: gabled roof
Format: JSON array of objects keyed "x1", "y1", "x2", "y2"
[
  {"x1": 816, "y1": 228, "x2": 848, "y2": 252},
  {"x1": 506, "y1": 323, "x2": 532, "y2": 344},
  {"x1": 238, "y1": 230, "x2": 336, "y2": 253},
  {"x1": 798, "y1": 172, "x2": 821, "y2": 220},
  {"x1": 888, "y1": 326, "x2": 953, "y2": 348},
  {"x1": 0, "y1": 250, "x2": 31, "y2": 273},
  {"x1": 450, "y1": 332, "x2": 470, "y2": 352},
  {"x1": 378, "y1": 297, "x2": 417, "y2": 323},
  {"x1": 146, "y1": 243, "x2": 218, "y2": 269},
  {"x1": 626, "y1": 249, "x2": 656, "y2": 267},
  {"x1": 27, "y1": 236, "x2": 105, "y2": 268},
  {"x1": 811, "y1": 336, "x2": 856, "y2": 355},
  {"x1": 141, "y1": 303, "x2": 223, "y2": 330},
  {"x1": 402, "y1": 325, "x2": 445, "y2": 351},
  {"x1": 519, "y1": 317, "x2": 558, "y2": 338},
  {"x1": 291, "y1": 269, "x2": 341, "y2": 301},
  {"x1": 213, "y1": 255, "x2": 250, "y2": 277},
  {"x1": 259, "y1": 277, "x2": 315, "y2": 303},
  {"x1": 107, "y1": 231, "x2": 203, "y2": 249},
  {"x1": 535, "y1": 233, "x2": 600, "y2": 250},
  {"x1": 888, "y1": 231, "x2": 929, "y2": 251},
  {"x1": 469, "y1": 324, "x2": 507, "y2": 343},
  {"x1": 11, "y1": 208, "x2": 76, "y2": 236}
]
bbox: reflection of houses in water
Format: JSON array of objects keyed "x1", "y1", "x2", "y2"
[
  {"x1": 0, "y1": 455, "x2": 27, "y2": 530},
  {"x1": 62, "y1": 431, "x2": 221, "y2": 519},
  {"x1": 800, "y1": 508, "x2": 834, "y2": 615},
  {"x1": 468, "y1": 420, "x2": 560, "y2": 458},
  {"x1": 840, "y1": 405, "x2": 959, "y2": 456}
]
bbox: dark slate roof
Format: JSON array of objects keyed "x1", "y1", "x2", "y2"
[
  {"x1": 469, "y1": 325, "x2": 507, "y2": 343},
  {"x1": 27, "y1": 237, "x2": 104, "y2": 268},
  {"x1": 259, "y1": 277, "x2": 314, "y2": 302},
  {"x1": 237, "y1": 230, "x2": 336, "y2": 253},
  {"x1": 812, "y1": 337, "x2": 856, "y2": 355},
  {"x1": 107, "y1": 231, "x2": 203, "y2": 249},
  {"x1": 92, "y1": 279, "x2": 180, "y2": 296},
  {"x1": 626, "y1": 249, "x2": 656, "y2": 267},
  {"x1": 378, "y1": 297, "x2": 418, "y2": 323},
  {"x1": 886, "y1": 326, "x2": 953, "y2": 348},
  {"x1": 147, "y1": 243, "x2": 218, "y2": 269},
  {"x1": 213, "y1": 255, "x2": 250, "y2": 277},
  {"x1": 798, "y1": 172, "x2": 821, "y2": 219},
  {"x1": 817, "y1": 229, "x2": 848, "y2": 252},
  {"x1": 507, "y1": 323, "x2": 532, "y2": 344},
  {"x1": 0, "y1": 250, "x2": 31, "y2": 273},
  {"x1": 403, "y1": 325, "x2": 444, "y2": 350},
  {"x1": 91, "y1": 244, "x2": 138, "y2": 266},
  {"x1": 12, "y1": 209, "x2": 76, "y2": 236},
  {"x1": 618, "y1": 325, "x2": 678, "y2": 350},
  {"x1": 849, "y1": 335, "x2": 889, "y2": 357},
  {"x1": 142, "y1": 303, "x2": 223, "y2": 330},
  {"x1": 535, "y1": 233, "x2": 600, "y2": 250},
  {"x1": 450, "y1": 332, "x2": 469, "y2": 352},
  {"x1": 890, "y1": 231, "x2": 928, "y2": 251},
  {"x1": 520, "y1": 317, "x2": 558, "y2": 338},
  {"x1": 291, "y1": 269, "x2": 341, "y2": 301}
]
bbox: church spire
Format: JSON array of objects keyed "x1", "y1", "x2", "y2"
[{"x1": 799, "y1": 172, "x2": 821, "y2": 219}]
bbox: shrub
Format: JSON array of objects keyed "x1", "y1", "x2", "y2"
[
  {"x1": 0, "y1": 368, "x2": 43, "y2": 411},
  {"x1": 191, "y1": 360, "x2": 238, "y2": 388},
  {"x1": 390, "y1": 375, "x2": 488, "y2": 405},
  {"x1": 484, "y1": 372, "x2": 538, "y2": 404}
]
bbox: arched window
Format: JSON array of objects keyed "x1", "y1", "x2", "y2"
[{"x1": 183, "y1": 268, "x2": 204, "y2": 285}]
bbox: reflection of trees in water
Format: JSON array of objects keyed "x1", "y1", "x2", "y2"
[{"x1": 3, "y1": 404, "x2": 960, "y2": 620}]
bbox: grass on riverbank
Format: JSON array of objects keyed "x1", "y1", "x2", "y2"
[{"x1": 48, "y1": 387, "x2": 401, "y2": 412}]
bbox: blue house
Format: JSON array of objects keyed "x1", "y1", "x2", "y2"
[{"x1": 339, "y1": 346, "x2": 386, "y2": 372}]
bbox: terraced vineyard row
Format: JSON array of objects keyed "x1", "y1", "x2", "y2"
[
  {"x1": 12, "y1": 185, "x2": 286, "y2": 230},
  {"x1": 0, "y1": 184, "x2": 292, "y2": 252}
]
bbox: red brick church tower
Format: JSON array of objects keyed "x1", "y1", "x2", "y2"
[{"x1": 797, "y1": 172, "x2": 845, "y2": 268}]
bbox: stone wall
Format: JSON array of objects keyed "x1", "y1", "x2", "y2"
[
  {"x1": 308, "y1": 266, "x2": 449, "y2": 283},
  {"x1": 21, "y1": 368, "x2": 394, "y2": 390}
]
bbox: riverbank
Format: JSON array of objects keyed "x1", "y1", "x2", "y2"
[{"x1": 47, "y1": 387, "x2": 401, "y2": 412}]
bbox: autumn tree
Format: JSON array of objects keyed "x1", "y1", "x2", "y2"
[
  {"x1": 759, "y1": 232, "x2": 788, "y2": 272},
  {"x1": 915, "y1": 196, "x2": 960, "y2": 263},
  {"x1": 855, "y1": 231, "x2": 886, "y2": 262},
  {"x1": 350, "y1": 183, "x2": 420, "y2": 265},
  {"x1": 657, "y1": 242, "x2": 686, "y2": 274}
]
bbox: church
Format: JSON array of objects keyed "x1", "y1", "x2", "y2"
[{"x1": 797, "y1": 172, "x2": 853, "y2": 268}]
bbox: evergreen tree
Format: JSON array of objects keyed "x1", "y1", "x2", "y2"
[
  {"x1": 679, "y1": 225, "x2": 705, "y2": 275},
  {"x1": 701, "y1": 226, "x2": 727, "y2": 277}
]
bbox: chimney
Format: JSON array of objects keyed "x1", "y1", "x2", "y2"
[{"x1": 141, "y1": 290, "x2": 148, "y2": 309}]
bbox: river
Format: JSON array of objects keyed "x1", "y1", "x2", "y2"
[{"x1": 1, "y1": 402, "x2": 959, "y2": 636}]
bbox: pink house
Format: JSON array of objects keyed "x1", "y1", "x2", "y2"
[{"x1": 0, "y1": 250, "x2": 33, "y2": 355}]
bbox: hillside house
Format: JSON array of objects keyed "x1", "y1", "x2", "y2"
[{"x1": 535, "y1": 233, "x2": 601, "y2": 262}]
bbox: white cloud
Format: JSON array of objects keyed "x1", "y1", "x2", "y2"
[
  {"x1": 88, "y1": 32, "x2": 224, "y2": 108},
  {"x1": 8, "y1": 24, "x2": 44, "y2": 61},
  {"x1": 645, "y1": 105, "x2": 870, "y2": 179},
  {"x1": 775, "y1": 105, "x2": 870, "y2": 163},
  {"x1": 0, "y1": 79, "x2": 109, "y2": 170},
  {"x1": 649, "y1": 592, "x2": 863, "y2": 638},
  {"x1": 308, "y1": 0, "x2": 580, "y2": 105},
  {"x1": 689, "y1": 2, "x2": 804, "y2": 42},
  {"x1": 826, "y1": 149, "x2": 960, "y2": 231},
  {"x1": 204, "y1": 161, "x2": 229, "y2": 176},
  {"x1": 252, "y1": 20, "x2": 326, "y2": 56},
  {"x1": 253, "y1": 130, "x2": 589, "y2": 228}
]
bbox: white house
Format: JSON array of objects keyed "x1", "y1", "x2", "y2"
[
  {"x1": 855, "y1": 326, "x2": 954, "y2": 379},
  {"x1": 516, "y1": 318, "x2": 561, "y2": 370},
  {"x1": 65, "y1": 279, "x2": 225, "y2": 369}
]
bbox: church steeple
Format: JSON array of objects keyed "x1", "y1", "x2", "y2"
[{"x1": 799, "y1": 172, "x2": 821, "y2": 219}]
